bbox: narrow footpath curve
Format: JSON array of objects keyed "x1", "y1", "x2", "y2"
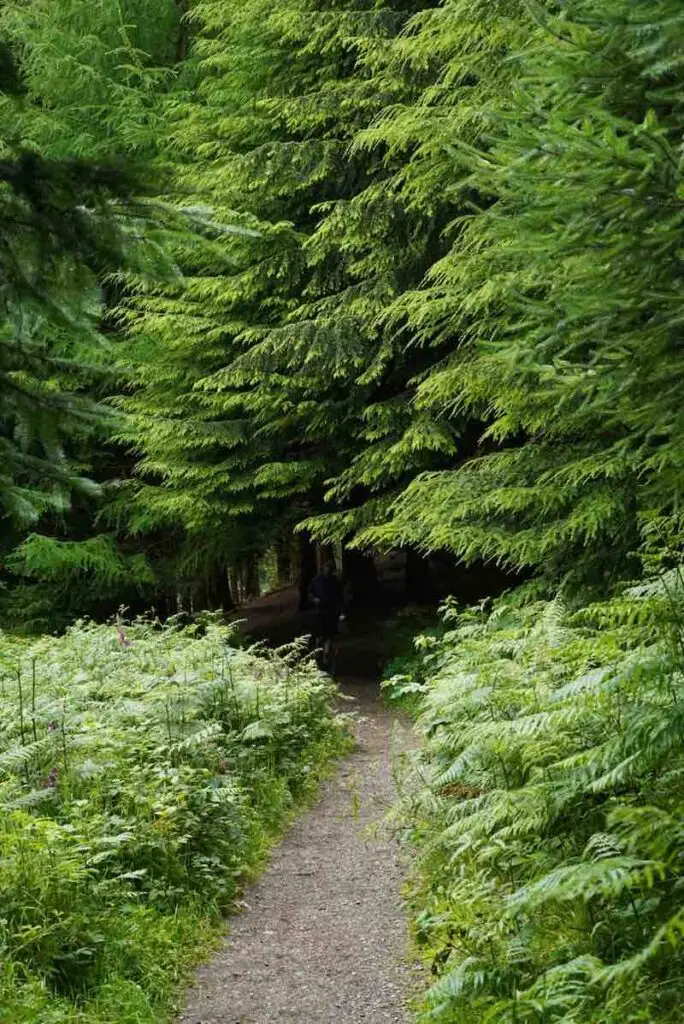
[{"x1": 177, "y1": 596, "x2": 421, "y2": 1023}]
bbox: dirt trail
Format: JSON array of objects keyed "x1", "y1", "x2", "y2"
[{"x1": 177, "y1": 595, "x2": 420, "y2": 1024}]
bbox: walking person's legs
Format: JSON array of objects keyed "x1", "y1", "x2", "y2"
[{"x1": 315, "y1": 610, "x2": 339, "y2": 672}]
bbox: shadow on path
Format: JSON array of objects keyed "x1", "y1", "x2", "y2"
[{"x1": 240, "y1": 585, "x2": 396, "y2": 682}]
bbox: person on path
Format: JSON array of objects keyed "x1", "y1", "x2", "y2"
[{"x1": 308, "y1": 560, "x2": 344, "y2": 668}]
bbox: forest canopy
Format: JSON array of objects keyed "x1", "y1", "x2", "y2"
[{"x1": 0, "y1": 0, "x2": 682, "y2": 625}]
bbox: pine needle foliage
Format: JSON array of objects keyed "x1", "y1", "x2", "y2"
[
  {"x1": 387, "y1": 570, "x2": 684, "y2": 1023},
  {"x1": 0, "y1": 0, "x2": 191, "y2": 623},
  {"x1": 0, "y1": 0, "x2": 181, "y2": 526},
  {"x1": 353, "y1": 0, "x2": 684, "y2": 587},
  {"x1": 0, "y1": 149, "x2": 153, "y2": 525},
  {"x1": 121, "y1": 0, "x2": 462, "y2": 568},
  {"x1": 5, "y1": 0, "x2": 684, "y2": 615}
]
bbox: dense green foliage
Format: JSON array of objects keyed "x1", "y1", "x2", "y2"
[
  {"x1": 4, "y1": 0, "x2": 684, "y2": 616},
  {"x1": 363, "y1": 0, "x2": 684, "y2": 591},
  {"x1": 0, "y1": 0, "x2": 677, "y2": 616},
  {"x1": 0, "y1": 0, "x2": 183, "y2": 627},
  {"x1": 116, "y1": 0, "x2": 440, "y2": 596},
  {"x1": 2, "y1": 2, "x2": 684, "y2": 1019},
  {"x1": 0, "y1": 619, "x2": 348, "y2": 1022},
  {"x1": 385, "y1": 575, "x2": 684, "y2": 1023}
]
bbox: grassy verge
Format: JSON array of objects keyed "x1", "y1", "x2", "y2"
[
  {"x1": 386, "y1": 579, "x2": 684, "y2": 1024},
  {"x1": 0, "y1": 619, "x2": 351, "y2": 1023}
]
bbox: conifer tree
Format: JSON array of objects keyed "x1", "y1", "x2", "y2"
[
  {"x1": 7, "y1": 0, "x2": 684, "y2": 626},
  {"x1": 122, "y1": 0, "x2": 446, "y2": 593},
  {"x1": 300, "y1": 0, "x2": 529, "y2": 546},
  {"x1": 0, "y1": 0, "x2": 183, "y2": 627},
  {"x1": 333, "y1": 0, "x2": 684, "y2": 591}
]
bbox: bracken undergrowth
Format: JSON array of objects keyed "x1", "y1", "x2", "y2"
[
  {"x1": 0, "y1": 618, "x2": 350, "y2": 1023},
  {"x1": 385, "y1": 571, "x2": 684, "y2": 1023}
]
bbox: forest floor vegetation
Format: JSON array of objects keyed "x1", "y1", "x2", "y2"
[
  {"x1": 0, "y1": 617, "x2": 350, "y2": 1023},
  {"x1": 384, "y1": 574, "x2": 684, "y2": 1023}
]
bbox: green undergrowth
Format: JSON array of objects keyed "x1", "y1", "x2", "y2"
[
  {"x1": 380, "y1": 606, "x2": 445, "y2": 718},
  {"x1": 384, "y1": 573, "x2": 684, "y2": 1023},
  {"x1": 0, "y1": 619, "x2": 351, "y2": 1023}
]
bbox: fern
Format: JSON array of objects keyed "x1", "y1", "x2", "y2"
[{"x1": 396, "y1": 572, "x2": 684, "y2": 1023}]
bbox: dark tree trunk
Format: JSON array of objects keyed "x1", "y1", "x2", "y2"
[
  {"x1": 276, "y1": 538, "x2": 293, "y2": 588},
  {"x1": 205, "y1": 563, "x2": 234, "y2": 614},
  {"x1": 244, "y1": 554, "x2": 260, "y2": 601},
  {"x1": 152, "y1": 590, "x2": 173, "y2": 621},
  {"x1": 175, "y1": 0, "x2": 190, "y2": 63},
  {"x1": 342, "y1": 548, "x2": 378, "y2": 610},
  {"x1": 405, "y1": 548, "x2": 434, "y2": 603},
  {"x1": 298, "y1": 533, "x2": 318, "y2": 611},
  {"x1": 229, "y1": 566, "x2": 242, "y2": 606}
]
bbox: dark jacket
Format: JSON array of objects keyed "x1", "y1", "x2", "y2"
[{"x1": 309, "y1": 573, "x2": 344, "y2": 615}]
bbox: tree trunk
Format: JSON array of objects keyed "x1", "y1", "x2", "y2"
[
  {"x1": 342, "y1": 548, "x2": 378, "y2": 610},
  {"x1": 243, "y1": 554, "x2": 260, "y2": 601},
  {"x1": 229, "y1": 566, "x2": 242, "y2": 606},
  {"x1": 405, "y1": 548, "x2": 433, "y2": 603},
  {"x1": 205, "y1": 563, "x2": 234, "y2": 614},
  {"x1": 153, "y1": 590, "x2": 174, "y2": 622},
  {"x1": 276, "y1": 538, "x2": 293, "y2": 588},
  {"x1": 298, "y1": 533, "x2": 318, "y2": 611},
  {"x1": 175, "y1": 0, "x2": 190, "y2": 63}
]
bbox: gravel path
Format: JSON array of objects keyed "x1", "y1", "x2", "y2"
[{"x1": 177, "y1": 677, "x2": 420, "y2": 1024}]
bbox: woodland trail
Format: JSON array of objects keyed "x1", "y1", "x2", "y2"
[{"x1": 177, "y1": 592, "x2": 421, "y2": 1024}]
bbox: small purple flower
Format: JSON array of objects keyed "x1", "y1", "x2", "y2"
[{"x1": 48, "y1": 722, "x2": 58, "y2": 733}]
